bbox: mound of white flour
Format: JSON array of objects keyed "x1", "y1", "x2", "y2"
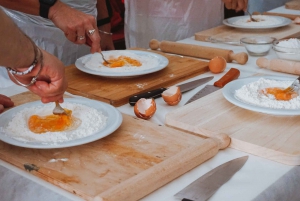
[
  {"x1": 4, "y1": 102, "x2": 107, "y2": 144},
  {"x1": 82, "y1": 51, "x2": 159, "y2": 72},
  {"x1": 235, "y1": 78, "x2": 300, "y2": 109}
]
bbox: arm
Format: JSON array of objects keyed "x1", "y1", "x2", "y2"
[
  {"x1": 0, "y1": 8, "x2": 67, "y2": 105},
  {"x1": 0, "y1": 0, "x2": 101, "y2": 53},
  {"x1": 97, "y1": 0, "x2": 115, "y2": 50},
  {"x1": 222, "y1": 0, "x2": 248, "y2": 12}
]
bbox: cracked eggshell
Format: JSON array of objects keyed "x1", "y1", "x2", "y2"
[
  {"x1": 162, "y1": 86, "x2": 182, "y2": 106},
  {"x1": 134, "y1": 98, "x2": 156, "y2": 120}
]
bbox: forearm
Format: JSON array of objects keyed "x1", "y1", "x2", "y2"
[
  {"x1": 0, "y1": 0, "x2": 39, "y2": 15},
  {"x1": 0, "y1": 8, "x2": 35, "y2": 69},
  {"x1": 0, "y1": 0, "x2": 66, "y2": 19},
  {"x1": 96, "y1": 0, "x2": 110, "y2": 20}
]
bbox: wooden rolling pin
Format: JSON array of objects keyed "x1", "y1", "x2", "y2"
[
  {"x1": 149, "y1": 39, "x2": 248, "y2": 65},
  {"x1": 256, "y1": 57, "x2": 300, "y2": 75}
]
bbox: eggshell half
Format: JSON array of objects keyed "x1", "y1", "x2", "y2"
[
  {"x1": 162, "y1": 86, "x2": 182, "y2": 106},
  {"x1": 209, "y1": 56, "x2": 227, "y2": 74},
  {"x1": 134, "y1": 98, "x2": 156, "y2": 120}
]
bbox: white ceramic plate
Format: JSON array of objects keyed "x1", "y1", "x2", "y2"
[
  {"x1": 222, "y1": 76, "x2": 300, "y2": 116},
  {"x1": 75, "y1": 50, "x2": 169, "y2": 78},
  {"x1": 0, "y1": 98, "x2": 122, "y2": 149},
  {"x1": 223, "y1": 15, "x2": 291, "y2": 29}
]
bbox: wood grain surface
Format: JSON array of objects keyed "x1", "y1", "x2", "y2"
[
  {"x1": 194, "y1": 24, "x2": 300, "y2": 43},
  {"x1": 286, "y1": 0, "x2": 300, "y2": 10},
  {"x1": 0, "y1": 92, "x2": 228, "y2": 201},
  {"x1": 65, "y1": 49, "x2": 209, "y2": 107},
  {"x1": 165, "y1": 89, "x2": 300, "y2": 166}
]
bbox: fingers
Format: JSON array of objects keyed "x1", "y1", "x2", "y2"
[
  {"x1": 235, "y1": 0, "x2": 247, "y2": 12},
  {"x1": 0, "y1": 105, "x2": 4, "y2": 114},
  {"x1": 0, "y1": 94, "x2": 14, "y2": 107},
  {"x1": 86, "y1": 27, "x2": 101, "y2": 53},
  {"x1": 29, "y1": 79, "x2": 67, "y2": 103},
  {"x1": 0, "y1": 94, "x2": 14, "y2": 113},
  {"x1": 76, "y1": 27, "x2": 86, "y2": 44},
  {"x1": 224, "y1": 0, "x2": 247, "y2": 12}
]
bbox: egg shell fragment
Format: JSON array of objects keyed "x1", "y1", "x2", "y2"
[
  {"x1": 162, "y1": 86, "x2": 182, "y2": 106},
  {"x1": 134, "y1": 98, "x2": 156, "y2": 120},
  {"x1": 209, "y1": 56, "x2": 227, "y2": 74}
]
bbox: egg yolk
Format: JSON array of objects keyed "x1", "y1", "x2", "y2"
[
  {"x1": 28, "y1": 109, "x2": 74, "y2": 134},
  {"x1": 264, "y1": 87, "x2": 298, "y2": 101},
  {"x1": 103, "y1": 56, "x2": 142, "y2": 68}
]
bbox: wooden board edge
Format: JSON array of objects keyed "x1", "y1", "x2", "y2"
[
  {"x1": 94, "y1": 139, "x2": 221, "y2": 201},
  {"x1": 165, "y1": 115, "x2": 230, "y2": 149},
  {"x1": 230, "y1": 138, "x2": 300, "y2": 166}
]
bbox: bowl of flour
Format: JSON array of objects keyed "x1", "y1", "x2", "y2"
[
  {"x1": 273, "y1": 38, "x2": 300, "y2": 61},
  {"x1": 0, "y1": 98, "x2": 123, "y2": 149},
  {"x1": 222, "y1": 76, "x2": 300, "y2": 115}
]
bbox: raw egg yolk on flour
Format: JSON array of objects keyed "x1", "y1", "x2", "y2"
[
  {"x1": 264, "y1": 87, "x2": 298, "y2": 101},
  {"x1": 28, "y1": 109, "x2": 74, "y2": 134},
  {"x1": 103, "y1": 56, "x2": 142, "y2": 68}
]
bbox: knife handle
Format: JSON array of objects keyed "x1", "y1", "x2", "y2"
[
  {"x1": 214, "y1": 68, "x2": 240, "y2": 88},
  {"x1": 129, "y1": 87, "x2": 167, "y2": 106}
]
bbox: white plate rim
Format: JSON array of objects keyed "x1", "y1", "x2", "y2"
[
  {"x1": 223, "y1": 15, "x2": 292, "y2": 29},
  {"x1": 222, "y1": 76, "x2": 300, "y2": 116},
  {"x1": 75, "y1": 50, "x2": 169, "y2": 78},
  {"x1": 0, "y1": 98, "x2": 123, "y2": 149}
]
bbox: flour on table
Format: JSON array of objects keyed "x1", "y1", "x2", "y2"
[
  {"x1": 4, "y1": 102, "x2": 107, "y2": 144},
  {"x1": 235, "y1": 78, "x2": 300, "y2": 109},
  {"x1": 233, "y1": 15, "x2": 282, "y2": 27},
  {"x1": 81, "y1": 51, "x2": 159, "y2": 72}
]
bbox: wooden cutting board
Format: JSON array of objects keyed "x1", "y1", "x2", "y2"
[
  {"x1": 65, "y1": 48, "x2": 209, "y2": 107},
  {"x1": 165, "y1": 89, "x2": 300, "y2": 166},
  {"x1": 286, "y1": 0, "x2": 300, "y2": 10},
  {"x1": 0, "y1": 92, "x2": 229, "y2": 201},
  {"x1": 194, "y1": 24, "x2": 300, "y2": 43}
]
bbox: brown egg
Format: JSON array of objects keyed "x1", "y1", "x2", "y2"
[
  {"x1": 134, "y1": 98, "x2": 156, "y2": 120},
  {"x1": 162, "y1": 86, "x2": 182, "y2": 106},
  {"x1": 209, "y1": 56, "x2": 227, "y2": 74}
]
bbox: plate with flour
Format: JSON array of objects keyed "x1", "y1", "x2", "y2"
[
  {"x1": 222, "y1": 76, "x2": 300, "y2": 115},
  {"x1": 223, "y1": 15, "x2": 291, "y2": 29},
  {"x1": 0, "y1": 98, "x2": 122, "y2": 149},
  {"x1": 75, "y1": 50, "x2": 169, "y2": 78}
]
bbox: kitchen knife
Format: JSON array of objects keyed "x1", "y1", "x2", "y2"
[
  {"x1": 185, "y1": 68, "x2": 240, "y2": 105},
  {"x1": 129, "y1": 76, "x2": 213, "y2": 106},
  {"x1": 174, "y1": 155, "x2": 248, "y2": 201}
]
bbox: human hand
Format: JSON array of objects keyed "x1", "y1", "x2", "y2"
[
  {"x1": 48, "y1": 0, "x2": 101, "y2": 53},
  {"x1": 222, "y1": 0, "x2": 248, "y2": 12},
  {"x1": 8, "y1": 49, "x2": 67, "y2": 104},
  {"x1": 0, "y1": 94, "x2": 14, "y2": 114}
]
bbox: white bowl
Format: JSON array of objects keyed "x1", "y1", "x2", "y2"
[
  {"x1": 273, "y1": 39, "x2": 300, "y2": 61},
  {"x1": 240, "y1": 36, "x2": 276, "y2": 56}
]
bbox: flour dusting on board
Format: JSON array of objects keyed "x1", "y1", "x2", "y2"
[
  {"x1": 235, "y1": 78, "x2": 300, "y2": 109},
  {"x1": 4, "y1": 102, "x2": 107, "y2": 144},
  {"x1": 82, "y1": 51, "x2": 159, "y2": 72}
]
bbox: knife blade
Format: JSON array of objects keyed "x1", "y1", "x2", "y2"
[
  {"x1": 174, "y1": 155, "x2": 248, "y2": 201},
  {"x1": 129, "y1": 76, "x2": 214, "y2": 106},
  {"x1": 185, "y1": 68, "x2": 240, "y2": 105}
]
